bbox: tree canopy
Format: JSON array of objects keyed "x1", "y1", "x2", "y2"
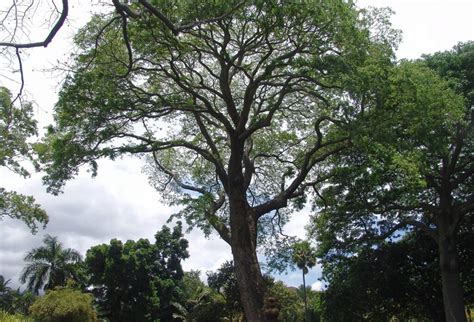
[
  {"x1": 310, "y1": 43, "x2": 473, "y2": 321},
  {"x1": 0, "y1": 87, "x2": 48, "y2": 232},
  {"x1": 36, "y1": 1, "x2": 399, "y2": 318},
  {"x1": 85, "y1": 223, "x2": 189, "y2": 321}
]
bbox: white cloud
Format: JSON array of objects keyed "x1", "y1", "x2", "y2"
[{"x1": 311, "y1": 281, "x2": 324, "y2": 292}]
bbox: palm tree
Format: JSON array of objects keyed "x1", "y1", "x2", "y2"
[
  {"x1": 0, "y1": 275, "x2": 11, "y2": 294},
  {"x1": 20, "y1": 235, "x2": 82, "y2": 294},
  {"x1": 292, "y1": 241, "x2": 317, "y2": 322}
]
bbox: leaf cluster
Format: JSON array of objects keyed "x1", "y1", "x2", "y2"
[
  {"x1": 0, "y1": 87, "x2": 48, "y2": 232},
  {"x1": 85, "y1": 223, "x2": 189, "y2": 321}
]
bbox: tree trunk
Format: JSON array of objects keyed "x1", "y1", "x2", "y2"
[
  {"x1": 230, "y1": 199, "x2": 265, "y2": 321},
  {"x1": 226, "y1": 136, "x2": 266, "y2": 321},
  {"x1": 438, "y1": 232, "x2": 467, "y2": 322},
  {"x1": 302, "y1": 269, "x2": 308, "y2": 322}
]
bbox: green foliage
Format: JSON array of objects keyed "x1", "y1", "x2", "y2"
[
  {"x1": 0, "y1": 87, "x2": 47, "y2": 233},
  {"x1": 266, "y1": 281, "x2": 321, "y2": 322},
  {"x1": 423, "y1": 41, "x2": 474, "y2": 106},
  {"x1": 0, "y1": 189, "x2": 48, "y2": 234},
  {"x1": 20, "y1": 235, "x2": 82, "y2": 295},
  {"x1": 310, "y1": 42, "x2": 473, "y2": 322},
  {"x1": 292, "y1": 241, "x2": 317, "y2": 274},
  {"x1": 29, "y1": 286, "x2": 97, "y2": 322},
  {"x1": 0, "y1": 310, "x2": 33, "y2": 322},
  {"x1": 207, "y1": 261, "x2": 243, "y2": 320},
  {"x1": 0, "y1": 276, "x2": 35, "y2": 316},
  {"x1": 85, "y1": 223, "x2": 189, "y2": 321},
  {"x1": 0, "y1": 87, "x2": 37, "y2": 176},
  {"x1": 267, "y1": 281, "x2": 304, "y2": 321},
  {"x1": 319, "y1": 229, "x2": 474, "y2": 321},
  {"x1": 174, "y1": 271, "x2": 226, "y2": 322},
  {"x1": 311, "y1": 58, "x2": 471, "y2": 256},
  {"x1": 38, "y1": 0, "x2": 397, "y2": 239}
]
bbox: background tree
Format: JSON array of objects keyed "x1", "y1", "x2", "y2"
[
  {"x1": 310, "y1": 44, "x2": 473, "y2": 321},
  {"x1": 36, "y1": 1, "x2": 398, "y2": 318},
  {"x1": 85, "y1": 223, "x2": 189, "y2": 321},
  {"x1": 0, "y1": 87, "x2": 48, "y2": 233},
  {"x1": 319, "y1": 231, "x2": 469, "y2": 321},
  {"x1": 173, "y1": 271, "x2": 226, "y2": 322},
  {"x1": 0, "y1": 275, "x2": 13, "y2": 312},
  {"x1": 20, "y1": 235, "x2": 82, "y2": 294},
  {"x1": 266, "y1": 281, "x2": 320, "y2": 322},
  {"x1": 207, "y1": 261, "x2": 243, "y2": 321},
  {"x1": 292, "y1": 241, "x2": 317, "y2": 322},
  {"x1": 0, "y1": 278, "x2": 35, "y2": 317}
]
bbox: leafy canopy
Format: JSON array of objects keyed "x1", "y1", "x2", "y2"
[
  {"x1": 38, "y1": 0, "x2": 398, "y2": 243},
  {"x1": 85, "y1": 223, "x2": 189, "y2": 321},
  {"x1": 0, "y1": 87, "x2": 47, "y2": 232},
  {"x1": 311, "y1": 59, "x2": 469, "y2": 255}
]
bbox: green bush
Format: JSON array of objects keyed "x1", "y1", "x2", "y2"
[
  {"x1": 0, "y1": 309, "x2": 33, "y2": 321},
  {"x1": 29, "y1": 287, "x2": 97, "y2": 322}
]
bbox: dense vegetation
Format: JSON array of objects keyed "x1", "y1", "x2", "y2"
[{"x1": 0, "y1": 0, "x2": 472, "y2": 321}]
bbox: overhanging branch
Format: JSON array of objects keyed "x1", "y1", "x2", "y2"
[{"x1": 0, "y1": 0, "x2": 69, "y2": 49}]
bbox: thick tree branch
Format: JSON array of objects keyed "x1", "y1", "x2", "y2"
[
  {"x1": 360, "y1": 219, "x2": 438, "y2": 244},
  {"x1": 0, "y1": 0, "x2": 68, "y2": 49},
  {"x1": 152, "y1": 152, "x2": 208, "y2": 195}
]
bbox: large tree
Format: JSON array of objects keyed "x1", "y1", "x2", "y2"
[
  {"x1": 85, "y1": 223, "x2": 189, "y2": 321},
  {"x1": 311, "y1": 44, "x2": 473, "y2": 321},
  {"x1": 20, "y1": 235, "x2": 82, "y2": 294},
  {"x1": 37, "y1": 1, "x2": 398, "y2": 318}
]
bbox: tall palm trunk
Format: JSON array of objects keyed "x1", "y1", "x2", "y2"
[{"x1": 302, "y1": 270, "x2": 308, "y2": 322}]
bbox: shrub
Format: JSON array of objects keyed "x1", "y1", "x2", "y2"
[
  {"x1": 0, "y1": 309, "x2": 33, "y2": 321},
  {"x1": 29, "y1": 287, "x2": 97, "y2": 322}
]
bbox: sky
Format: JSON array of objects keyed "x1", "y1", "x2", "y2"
[{"x1": 0, "y1": 0, "x2": 473, "y2": 291}]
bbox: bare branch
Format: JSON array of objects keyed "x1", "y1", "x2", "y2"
[{"x1": 0, "y1": 0, "x2": 69, "y2": 49}]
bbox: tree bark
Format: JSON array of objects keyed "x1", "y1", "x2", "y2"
[
  {"x1": 225, "y1": 134, "x2": 266, "y2": 321},
  {"x1": 230, "y1": 206, "x2": 265, "y2": 321},
  {"x1": 438, "y1": 231, "x2": 467, "y2": 322}
]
